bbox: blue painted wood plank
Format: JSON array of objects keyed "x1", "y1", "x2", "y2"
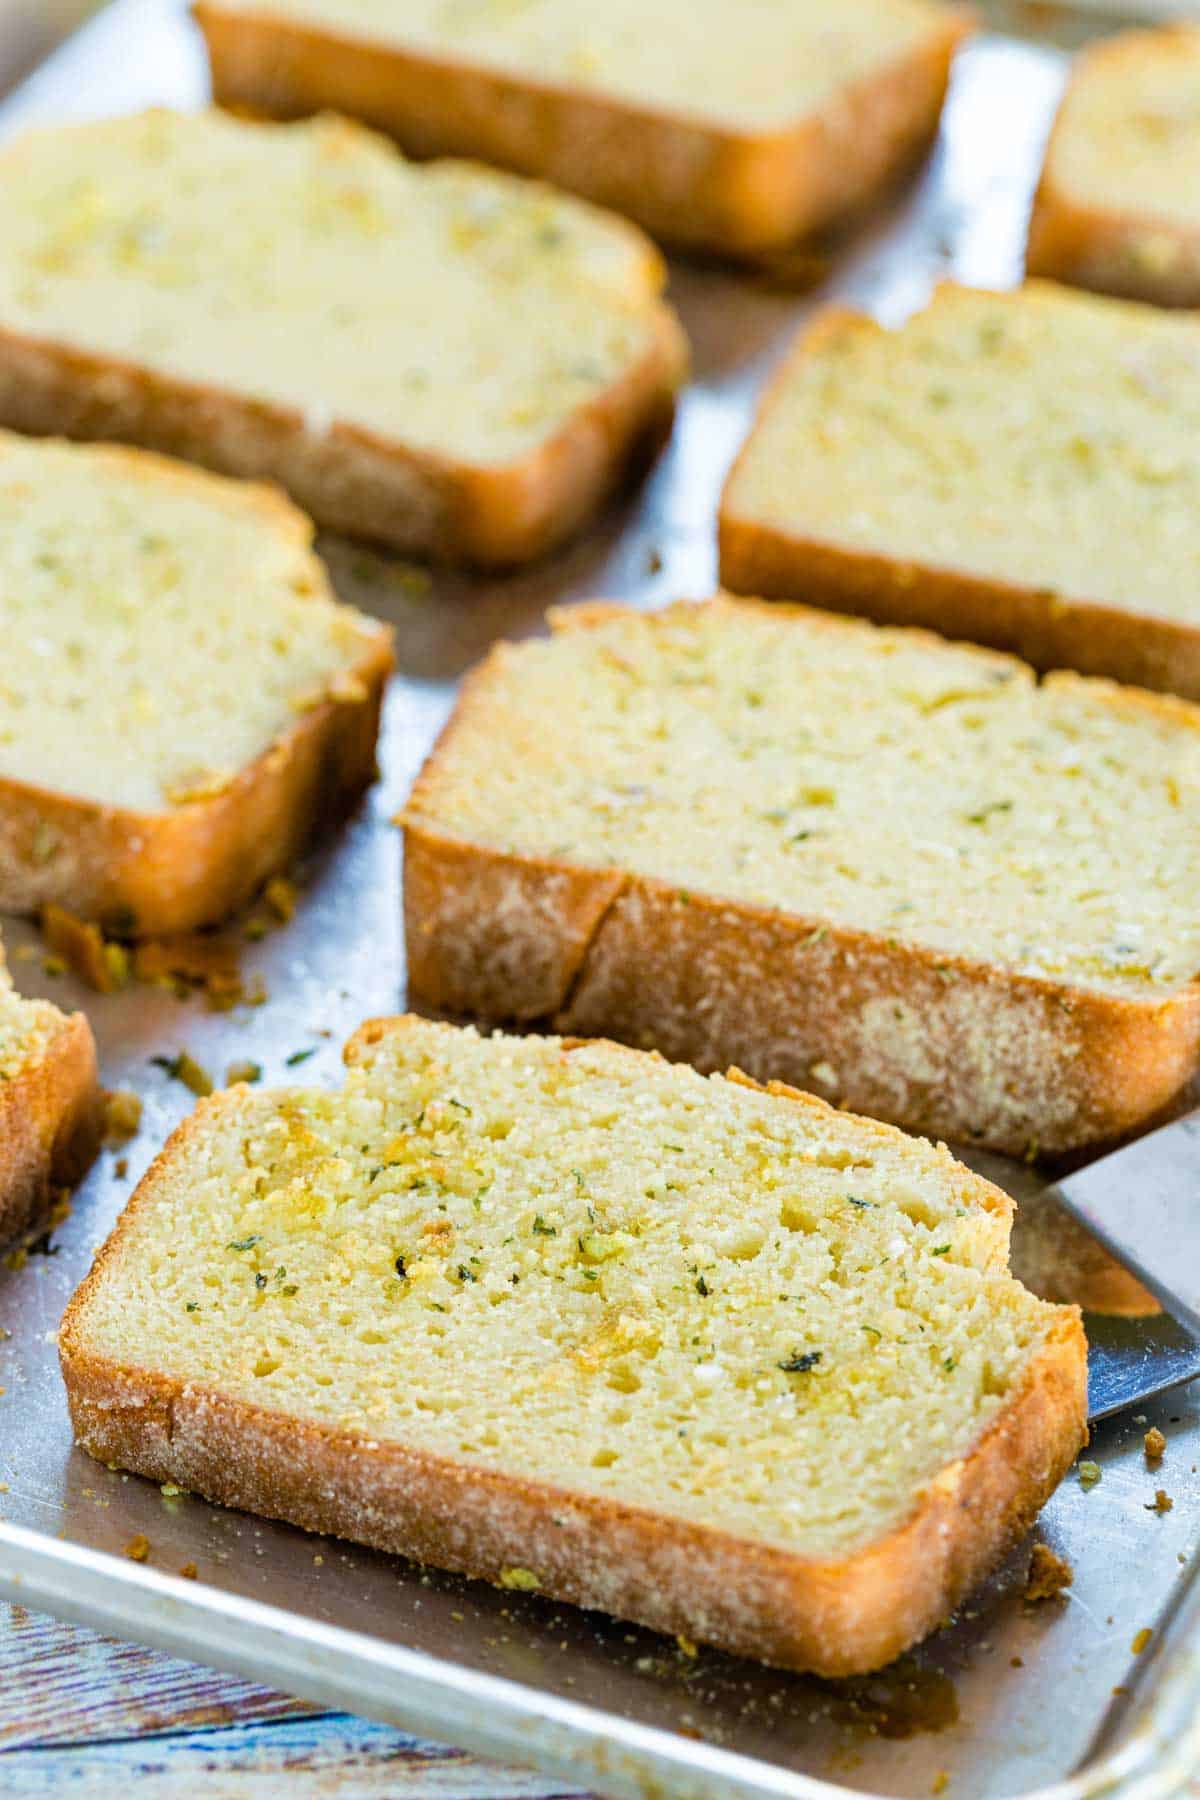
[
  {"x1": 0, "y1": 1714, "x2": 586, "y2": 1796},
  {"x1": 0, "y1": 1604, "x2": 590, "y2": 1796},
  {"x1": 0, "y1": 1603, "x2": 310, "y2": 1748}
]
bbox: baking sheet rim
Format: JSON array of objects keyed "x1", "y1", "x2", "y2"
[{"x1": 3, "y1": 1517, "x2": 1199, "y2": 1800}]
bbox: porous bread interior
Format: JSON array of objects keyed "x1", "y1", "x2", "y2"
[
  {"x1": 0, "y1": 949, "x2": 68, "y2": 1082},
  {"x1": 0, "y1": 110, "x2": 670, "y2": 465},
  {"x1": 71, "y1": 1017, "x2": 1068, "y2": 1560},
  {"x1": 408, "y1": 598, "x2": 1200, "y2": 997},
  {"x1": 0, "y1": 432, "x2": 384, "y2": 813},
  {"x1": 232, "y1": 0, "x2": 949, "y2": 132},
  {"x1": 1049, "y1": 27, "x2": 1200, "y2": 227},
  {"x1": 723, "y1": 283, "x2": 1200, "y2": 625}
]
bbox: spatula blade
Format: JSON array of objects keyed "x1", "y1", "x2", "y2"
[
  {"x1": 1049, "y1": 1111, "x2": 1200, "y2": 1335},
  {"x1": 1041, "y1": 1110, "x2": 1200, "y2": 1419},
  {"x1": 1084, "y1": 1310, "x2": 1200, "y2": 1422}
]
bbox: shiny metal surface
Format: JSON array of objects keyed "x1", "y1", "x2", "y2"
[
  {"x1": 0, "y1": 5, "x2": 1199, "y2": 1798},
  {"x1": 1053, "y1": 1116, "x2": 1200, "y2": 1341},
  {"x1": 1085, "y1": 1311, "x2": 1200, "y2": 1423}
]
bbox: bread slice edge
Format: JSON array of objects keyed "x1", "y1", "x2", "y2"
[
  {"x1": 718, "y1": 296, "x2": 1200, "y2": 699},
  {"x1": 401, "y1": 600, "x2": 1200, "y2": 1154},
  {"x1": 58, "y1": 1025, "x2": 1086, "y2": 1675},
  {"x1": 1, "y1": 1005, "x2": 102, "y2": 1246},
  {"x1": 194, "y1": 1, "x2": 972, "y2": 254},
  {"x1": 1027, "y1": 174, "x2": 1200, "y2": 311},
  {"x1": 0, "y1": 279, "x2": 685, "y2": 568},
  {"x1": 1025, "y1": 29, "x2": 1200, "y2": 309}
]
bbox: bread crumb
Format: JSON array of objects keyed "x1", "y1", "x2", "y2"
[
  {"x1": 1145, "y1": 1488, "x2": 1173, "y2": 1514},
  {"x1": 1077, "y1": 1460, "x2": 1102, "y2": 1489},
  {"x1": 676, "y1": 1634, "x2": 699, "y2": 1658},
  {"x1": 1025, "y1": 1543, "x2": 1073, "y2": 1602},
  {"x1": 179, "y1": 1561, "x2": 198, "y2": 1580},
  {"x1": 1131, "y1": 1627, "x2": 1153, "y2": 1654},
  {"x1": 1144, "y1": 1426, "x2": 1166, "y2": 1462},
  {"x1": 104, "y1": 1089, "x2": 142, "y2": 1145},
  {"x1": 225, "y1": 1059, "x2": 263, "y2": 1087},
  {"x1": 151, "y1": 1050, "x2": 213, "y2": 1098},
  {"x1": 498, "y1": 1566, "x2": 540, "y2": 1592},
  {"x1": 133, "y1": 934, "x2": 245, "y2": 1011},
  {"x1": 932, "y1": 1774, "x2": 949, "y2": 1795},
  {"x1": 41, "y1": 903, "x2": 129, "y2": 994},
  {"x1": 123, "y1": 1534, "x2": 150, "y2": 1562}
]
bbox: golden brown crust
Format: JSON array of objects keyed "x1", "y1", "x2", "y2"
[
  {"x1": 404, "y1": 822, "x2": 1200, "y2": 1156},
  {"x1": 1026, "y1": 181, "x2": 1200, "y2": 312},
  {"x1": 0, "y1": 629, "x2": 394, "y2": 938},
  {"x1": 58, "y1": 1041, "x2": 1086, "y2": 1677},
  {"x1": 402, "y1": 603, "x2": 1200, "y2": 1156},
  {"x1": 0, "y1": 296, "x2": 683, "y2": 567},
  {"x1": 0, "y1": 1008, "x2": 102, "y2": 1246},
  {"x1": 718, "y1": 306, "x2": 1200, "y2": 702},
  {"x1": 719, "y1": 510, "x2": 1200, "y2": 704},
  {"x1": 1026, "y1": 31, "x2": 1200, "y2": 310},
  {"x1": 194, "y1": 2, "x2": 971, "y2": 255},
  {"x1": 402, "y1": 651, "x2": 629, "y2": 1014}
]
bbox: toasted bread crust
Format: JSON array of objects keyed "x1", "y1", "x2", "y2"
[
  {"x1": 0, "y1": 1008, "x2": 102, "y2": 1246},
  {"x1": 1026, "y1": 29, "x2": 1200, "y2": 310},
  {"x1": 1027, "y1": 184, "x2": 1200, "y2": 312},
  {"x1": 720, "y1": 508, "x2": 1200, "y2": 703},
  {"x1": 0, "y1": 630, "x2": 393, "y2": 939},
  {"x1": 0, "y1": 312, "x2": 684, "y2": 566},
  {"x1": 403, "y1": 603, "x2": 1200, "y2": 1156},
  {"x1": 0, "y1": 435, "x2": 394, "y2": 935},
  {"x1": 194, "y1": 2, "x2": 970, "y2": 255},
  {"x1": 718, "y1": 304, "x2": 1200, "y2": 702},
  {"x1": 59, "y1": 1037, "x2": 1086, "y2": 1677},
  {"x1": 404, "y1": 823, "x2": 1200, "y2": 1157}
]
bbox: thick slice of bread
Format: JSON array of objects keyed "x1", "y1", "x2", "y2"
[
  {"x1": 1027, "y1": 26, "x2": 1200, "y2": 309},
  {"x1": 720, "y1": 282, "x2": 1200, "y2": 701},
  {"x1": 403, "y1": 598, "x2": 1200, "y2": 1155},
  {"x1": 194, "y1": 0, "x2": 971, "y2": 255},
  {"x1": 60, "y1": 1015, "x2": 1085, "y2": 1675},
  {"x1": 0, "y1": 431, "x2": 393, "y2": 936},
  {"x1": 0, "y1": 942, "x2": 101, "y2": 1246},
  {"x1": 0, "y1": 109, "x2": 684, "y2": 565}
]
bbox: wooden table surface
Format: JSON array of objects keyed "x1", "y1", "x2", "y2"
[{"x1": 0, "y1": 1603, "x2": 589, "y2": 1796}]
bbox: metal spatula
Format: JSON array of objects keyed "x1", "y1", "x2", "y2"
[{"x1": 1023, "y1": 1110, "x2": 1200, "y2": 1421}]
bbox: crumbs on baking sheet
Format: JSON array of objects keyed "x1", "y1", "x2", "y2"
[
  {"x1": 1025, "y1": 1543, "x2": 1073, "y2": 1603},
  {"x1": 104, "y1": 1089, "x2": 142, "y2": 1144}
]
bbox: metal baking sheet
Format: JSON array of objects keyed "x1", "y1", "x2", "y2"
[{"x1": 1, "y1": 4, "x2": 1199, "y2": 1797}]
